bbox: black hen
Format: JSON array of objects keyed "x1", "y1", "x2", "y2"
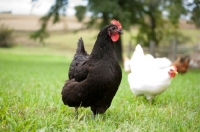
[{"x1": 61, "y1": 20, "x2": 123, "y2": 118}]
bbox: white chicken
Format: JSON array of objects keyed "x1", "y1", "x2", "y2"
[
  {"x1": 123, "y1": 53, "x2": 172, "y2": 73},
  {"x1": 128, "y1": 44, "x2": 178, "y2": 101},
  {"x1": 145, "y1": 54, "x2": 172, "y2": 69}
]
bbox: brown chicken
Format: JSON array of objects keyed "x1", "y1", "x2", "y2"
[
  {"x1": 172, "y1": 55, "x2": 190, "y2": 74},
  {"x1": 61, "y1": 20, "x2": 123, "y2": 118}
]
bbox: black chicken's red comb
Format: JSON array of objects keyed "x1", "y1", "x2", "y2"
[{"x1": 111, "y1": 19, "x2": 122, "y2": 30}]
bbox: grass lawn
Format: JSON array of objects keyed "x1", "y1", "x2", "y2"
[{"x1": 0, "y1": 47, "x2": 200, "y2": 132}]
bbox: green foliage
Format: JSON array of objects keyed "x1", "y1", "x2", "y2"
[
  {"x1": 188, "y1": 0, "x2": 200, "y2": 28},
  {"x1": 30, "y1": 22, "x2": 49, "y2": 45},
  {"x1": 166, "y1": 0, "x2": 188, "y2": 24},
  {"x1": 160, "y1": 28, "x2": 192, "y2": 45},
  {"x1": 133, "y1": 0, "x2": 187, "y2": 47},
  {"x1": 32, "y1": 0, "x2": 199, "y2": 46},
  {"x1": 31, "y1": 0, "x2": 199, "y2": 62},
  {"x1": 30, "y1": 0, "x2": 68, "y2": 43},
  {"x1": 74, "y1": 6, "x2": 87, "y2": 22},
  {"x1": 86, "y1": 0, "x2": 190, "y2": 47},
  {"x1": 0, "y1": 24, "x2": 15, "y2": 48},
  {"x1": 87, "y1": 0, "x2": 133, "y2": 30},
  {"x1": 0, "y1": 48, "x2": 200, "y2": 131}
]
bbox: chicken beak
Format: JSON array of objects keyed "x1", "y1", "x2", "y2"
[
  {"x1": 175, "y1": 71, "x2": 178, "y2": 74},
  {"x1": 118, "y1": 30, "x2": 123, "y2": 35}
]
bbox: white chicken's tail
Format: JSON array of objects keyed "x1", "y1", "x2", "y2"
[
  {"x1": 130, "y1": 44, "x2": 145, "y2": 72},
  {"x1": 135, "y1": 44, "x2": 144, "y2": 55},
  {"x1": 131, "y1": 44, "x2": 145, "y2": 60}
]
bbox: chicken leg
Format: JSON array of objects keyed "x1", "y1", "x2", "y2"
[
  {"x1": 92, "y1": 113, "x2": 96, "y2": 119},
  {"x1": 75, "y1": 107, "x2": 78, "y2": 119}
]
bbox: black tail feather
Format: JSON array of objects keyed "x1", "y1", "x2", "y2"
[{"x1": 76, "y1": 37, "x2": 87, "y2": 55}]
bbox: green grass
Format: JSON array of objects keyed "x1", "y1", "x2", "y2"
[{"x1": 0, "y1": 47, "x2": 200, "y2": 132}]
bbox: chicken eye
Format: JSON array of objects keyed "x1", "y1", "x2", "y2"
[{"x1": 112, "y1": 27, "x2": 116, "y2": 30}]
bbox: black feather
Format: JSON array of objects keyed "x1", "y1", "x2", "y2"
[{"x1": 68, "y1": 37, "x2": 89, "y2": 81}]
